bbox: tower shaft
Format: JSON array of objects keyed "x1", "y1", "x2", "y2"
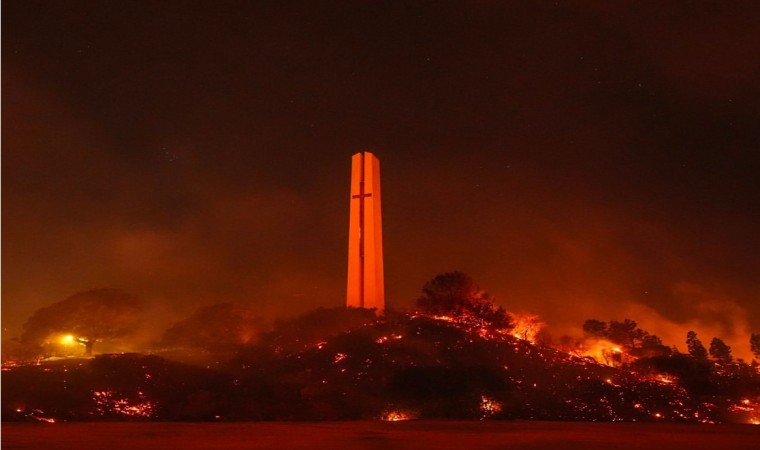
[{"x1": 346, "y1": 152, "x2": 385, "y2": 313}]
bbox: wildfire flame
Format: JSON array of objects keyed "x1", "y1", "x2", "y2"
[
  {"x1": 509, "y1": 313, "x2": 545, "y2": 344},
  {"x1": 381, "y1": 410, "x2": 412, "y2": 421},
  {"x1": 572, "y1": 339, "x2": 628, "y2": 367}
]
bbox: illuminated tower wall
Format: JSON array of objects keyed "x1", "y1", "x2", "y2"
[{"x1": 346, "y1": 151, "x2": 385, "y2": 314}]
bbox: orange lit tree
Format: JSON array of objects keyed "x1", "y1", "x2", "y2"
[
  {"x1": 510, "y1": 312, "x2": 546, "y2": 343},
  {"x1": 582, "y1": 318, "x2": 670, "y2": 358},
  {"x1": 416, "y1": 271, "x2": 512, "y2": 329},
  {"x1": 21, "y1": 289, "x2": 142, "y2": 356}
]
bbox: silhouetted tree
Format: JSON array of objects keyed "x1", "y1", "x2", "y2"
[
  {"x1": 634, "y1": 334, "x2": 672, "y2": 358},
  {"x1": 641, "y1": 334, "x2": 662, "y2": 347},
  {"x1": 417, "y1": 272, "x2": 486, "y2": 314},
  {"x1": 583, "y1": 318, "x2": 644, "y2": 347},
  {"x1": 607, "y1": 319, "x2": 640, "y2": 347},
  {"x1": 582, "y1": 319, "x2": 607, "y2": 337},
  {"x1": 686, "y1": 331, "x2": 708, "y2": 360},
  {"x1": 708, "y1": 337, "x2": 732, "y2": 363},
  {"x1": 416, "y1": 272, "x2": 512, "y2": 328},
  {"x1": 21, "y1": 289, "x2": 142, "y2": 356},
  {"x1": 583, "y1": 318, "x2": 669, "y2": 356},
  {"x1": 750, "y1": 333, "x2": 760, "y2": 360},
  {"x1": 161, "y1": 302, "x2": 260, "y2": 349}
]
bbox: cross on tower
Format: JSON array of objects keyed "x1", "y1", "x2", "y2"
[
  {"x1": 351, "y1": 182, "x2": 373, "y2": 200},
  {"x1": 346, "y1": 152, "x2": 385, "y2": 314},
  {"x1": 352, "y1": 181, "x2": 372, "y2": 305}
]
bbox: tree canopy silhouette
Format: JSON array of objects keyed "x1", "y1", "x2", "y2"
[
  {"x1": 709, "y1": 337, "x2": 732, "y2": 363},
  {"x1": 416, "y1": 271, "x2": 512, "y2": 328},
  {"x1": 751, "y1": 333, "x2": 760, "y2": 360},
  {"x1": 686, "y1": 331, "x2": 708, "y2": 360},
  {"x1": 581, "y1": 318, "x2": 669, "y2": 356},
  {"x1": 582, "y1": 319, "x2": 607, "y2": 337},
  {"x1": 21, "y1": 289, "x2": 142, "y2": 356}
]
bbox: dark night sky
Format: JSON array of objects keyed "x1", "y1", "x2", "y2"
[{"x1": 3, "y1": 1, "x2": 760, "y2": 355}]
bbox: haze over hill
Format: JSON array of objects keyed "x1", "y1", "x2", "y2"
[
  {"x1": 4, "y1": 293, "x2": 759, "y2": 424},
  {"x1": 5, "y1": 1, "x2": 760, "y2": 361}
]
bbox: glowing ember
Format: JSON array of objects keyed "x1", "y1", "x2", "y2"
[
  {"x1": 479, "y1": 395, "x2": 502, "y2": 417},
  {"x1": 375, "y1": 334, "x2": 402, "y2": 343},
  {"x1": 654, "y1": 375, "x2": 676, "y2": 384},
  {"x1": 728, "y1": 402, "x2": 755, "y2": 413},
  {"x1": 93, "y1": 390, "x2": 156, "y2": 418},
  {"x1": 13, "y1": 408, "x2": 58, "y2": 423},
  {"x1": 381, "y1": 410, "x2": 411, "y2": 421},
  {"x1": 432, "y1": 315, "x2": 454, "y2": 322}
]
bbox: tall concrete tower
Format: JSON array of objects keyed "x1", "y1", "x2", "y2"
[{"x1": 346, "y1": 151, "x2": 385, "y2": 314}]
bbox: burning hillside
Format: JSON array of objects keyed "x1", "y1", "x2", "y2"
[
  {"x1": 3, "y1": 273, "x2": 759, "y2": 423},
  {"x1": 3, "y1": 308, "x2": 759, "y2": 423}
]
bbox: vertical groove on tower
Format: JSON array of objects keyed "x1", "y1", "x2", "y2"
[
  {"x1": 357, "y1": 152, "x2": 365, "y2": 307},
  {"x1": 346, "y1": 152, "x2": 384, "y2": 314}
]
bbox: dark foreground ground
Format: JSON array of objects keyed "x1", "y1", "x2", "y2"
[{"x1": 3, "y1": 422, "x2": 760, "y2": 450}]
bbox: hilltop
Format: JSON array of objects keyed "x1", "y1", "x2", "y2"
[{"x1": 4, "y1": 308, "x2": 758, "y2": 423}]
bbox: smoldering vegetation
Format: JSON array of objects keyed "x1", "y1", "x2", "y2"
[
  {"x1": 3, "y1": 274, "x2": 760, "y2": 423},
  {"x1": 4, "y1": 311, "x2": 760, "y2": 423}
]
